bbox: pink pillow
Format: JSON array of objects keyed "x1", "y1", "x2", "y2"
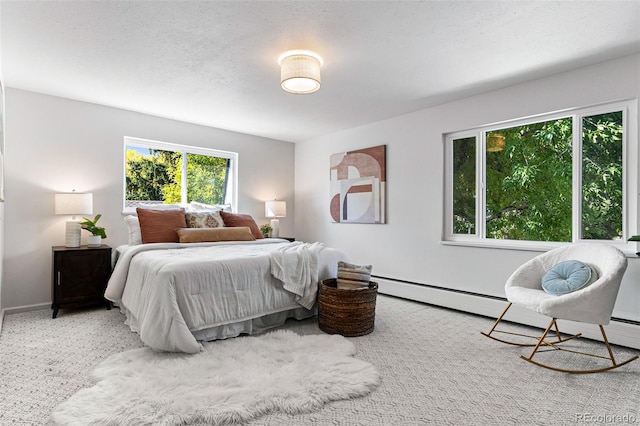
[
  {"x1": 219, "y1": 211, "x2": 264, "y2": 239},
  {"x1": 136, "y1": 208, "x2": 187, "y2": 243}
]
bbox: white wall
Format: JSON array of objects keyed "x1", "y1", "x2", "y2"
[
  {"x1": 2, "y1": 89, "x2": 295, "y2": 310},
  {"x1": 0, "y1": 19, "x2": 4, "y2": 316},
  {"x1": 295, "y1": 54, "x2": 640, "y2": 327}
]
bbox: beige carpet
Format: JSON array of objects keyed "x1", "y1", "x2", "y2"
[{"x1": 1, "y1": 295, "x2": 639, "y2": 425}]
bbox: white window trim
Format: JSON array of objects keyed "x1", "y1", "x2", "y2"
[
  {"x1": 443, "y1": 99, "x2": 638, "y2": 253},
  {"x1": 122, "y1": 136, "x2": 239, "y2": 214}
]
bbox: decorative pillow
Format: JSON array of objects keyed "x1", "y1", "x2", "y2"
[
  {"x1": 189, "y1": 201, "x2": 233, "y2": 212},
  {"x1": 337, "y1": 261, "x2": 373, "y2": 290},
  {"x1": 176, "y1": 227, "x2": 256, "y2": 243},
  {"x1": 185, "y1": 211, "x2": 225, "y2": 228},
  {"x1": 541, "y1": 260, "x2": 599, "y2": 296},
  {"x1": 123, "y1": 215, "x2": 142, "y2": 246},
  {"x1": 219, "y1": 211, "x2": 263, "y2": 239},
  {"x1": 136, "y1": 203, "x2": 183, "y2": 211},
  {"x1": 136, "y1": 208, "x2": 187, "y2": 244}
]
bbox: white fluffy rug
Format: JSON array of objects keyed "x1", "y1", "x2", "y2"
[{"x1": 51, "y1": 330, "x2": 380, "y2": 425}]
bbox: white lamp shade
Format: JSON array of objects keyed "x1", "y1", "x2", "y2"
[
  {"x1": 265, "y1": 200, "x2": 286, "y2": 218},
  {"x1": 55, "y1": 192, "x2": 93, "y2": 215},
  {"x1": 279, "y1": 50, "x2": 322, "y2": 94}
]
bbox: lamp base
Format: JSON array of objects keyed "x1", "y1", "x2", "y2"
[
  {"x1": 65, "y1": 221, "x2": 81, "y2": 247},
  {"x1": 270, "y1": 218, "x2": 280, "y2": 238}
]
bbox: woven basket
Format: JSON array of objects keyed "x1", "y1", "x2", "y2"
[{"x1": 318, "y1": 278, "x2": 378, "y2": 337}]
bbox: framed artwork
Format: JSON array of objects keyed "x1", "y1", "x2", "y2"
[{"x1": 330, "y1": 145, "x2": 386, "y2": 223}]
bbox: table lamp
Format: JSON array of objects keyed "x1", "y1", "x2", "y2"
[
  {"x1": 265, "y1": 200, "x2": 286, "y2": 238},
  {"x1": 55, "y1": 191, "x2": 93, "y2": 247}
]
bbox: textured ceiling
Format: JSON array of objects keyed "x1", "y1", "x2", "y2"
[{"x1": 2, "y1": 1, "x2": 639, "y2": 143}]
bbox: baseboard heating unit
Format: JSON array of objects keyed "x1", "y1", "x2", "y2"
[{"x1": 373, "y1": 275, "x2": 640, "y2": 350}]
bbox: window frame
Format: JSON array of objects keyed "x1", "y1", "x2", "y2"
[
  {"x1": 443, "y1": 100, "x2": 638, "y2": 252},
  {"x1": 123, "y1": 136, "x2": 238, "y2": 214}
]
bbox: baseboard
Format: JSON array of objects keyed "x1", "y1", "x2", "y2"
[
  {"x1": 2, "y1": 302, "x2": 50, "y2": 315},
  {"x1": 0, "y1": 303, "x2": 51, "y2": 335},
  {"x1": 375, "y1": 276, "x2": 640, "y2": 350}
]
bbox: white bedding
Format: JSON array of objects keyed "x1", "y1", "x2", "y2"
[{"x1": 106, "y1": 239, "x2": 348, "y2": 353}]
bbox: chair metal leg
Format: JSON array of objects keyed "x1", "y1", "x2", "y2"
[
  {"x1": 520, "y1": 319, "x2": 639, "y2": 374},
  {"x1": 481, "y1": 303, "x2": 518, "y2": 342},
  {"x1": 481, "y1": 303, "x2": 580, "y2": 347},
  {"x1": 521, "y1": 318, "x2": 557, "y2": 358}
]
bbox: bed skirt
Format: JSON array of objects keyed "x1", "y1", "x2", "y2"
[
  {"x1": 117, "y1": 302, "x2": 316, "y2": 345},
  {"x1": 192, "y1": 306, "x2": 316, "y2": 342}
]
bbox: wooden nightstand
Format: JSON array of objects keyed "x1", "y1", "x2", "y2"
[
  {"x1": 269, "y1": 237, "x2": 295, "y2": 242},
  {"x1": 51, "y1": 245, "x2": 113, "y2": 318}
]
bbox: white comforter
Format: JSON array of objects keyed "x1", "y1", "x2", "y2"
[{"x1": 106, "y1": 239, "x2": 346, "y2": 353}]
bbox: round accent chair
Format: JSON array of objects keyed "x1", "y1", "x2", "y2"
[{"x1": 482, "y1": 243, "x2": 638, "y2": 373}]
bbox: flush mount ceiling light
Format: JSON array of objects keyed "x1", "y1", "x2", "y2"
[{"x1": 278, "y1": 50, "x2": 323, "y2": 94}]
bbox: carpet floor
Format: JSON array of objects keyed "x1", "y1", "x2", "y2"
[{"x1": 1, "y1": 295, "x2": 639, "y2": 425}]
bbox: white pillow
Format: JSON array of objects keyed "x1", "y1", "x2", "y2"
[
  {"x1": 123, "y1": 215, "x2": 142, "y2": 246},
  {"x1": 127, "y1": 203, "x2": 187, "y2": 215},
  {"x1": 137, "y1": 203, "x2": 183, "y2": 210},
  {"x1": 189, "y1": 201, "x2": 232, "y2": 212}
]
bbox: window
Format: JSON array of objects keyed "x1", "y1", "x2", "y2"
[
  {"x1": 444, "y1": 101, "x2": 636, "y2": 248},
  {"x1": 124, "y1": 137, "x2": 237, "y2": 212}
]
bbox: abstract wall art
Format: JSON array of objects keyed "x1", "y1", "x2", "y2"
[{"x1": 329, "y1": 145, "x2": 386, "y2": 224}]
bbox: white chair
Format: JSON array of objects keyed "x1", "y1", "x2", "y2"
[{"x1": 482, "y1": 243, "x2": 638, "y2": 373}]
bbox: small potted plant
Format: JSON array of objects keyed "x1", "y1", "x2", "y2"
[
  {"x1": 80, "y1": 214, "x2": 107, "y2": 247},
  {"x1": 259, "y1": 223, "x2": 272, "y2": 238}
]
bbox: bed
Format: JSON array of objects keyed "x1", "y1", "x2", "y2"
[{"x1": 105, "y1": 238, "x2": 348, "y2": 353}]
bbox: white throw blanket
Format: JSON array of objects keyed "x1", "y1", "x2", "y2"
[{"x1": 270, "y1": 242, "x2": 325, "y2": 309}]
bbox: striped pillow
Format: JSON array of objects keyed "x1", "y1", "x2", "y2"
[{"x1": 337, "y1": 261, "x2": 372, "y2": 290}]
